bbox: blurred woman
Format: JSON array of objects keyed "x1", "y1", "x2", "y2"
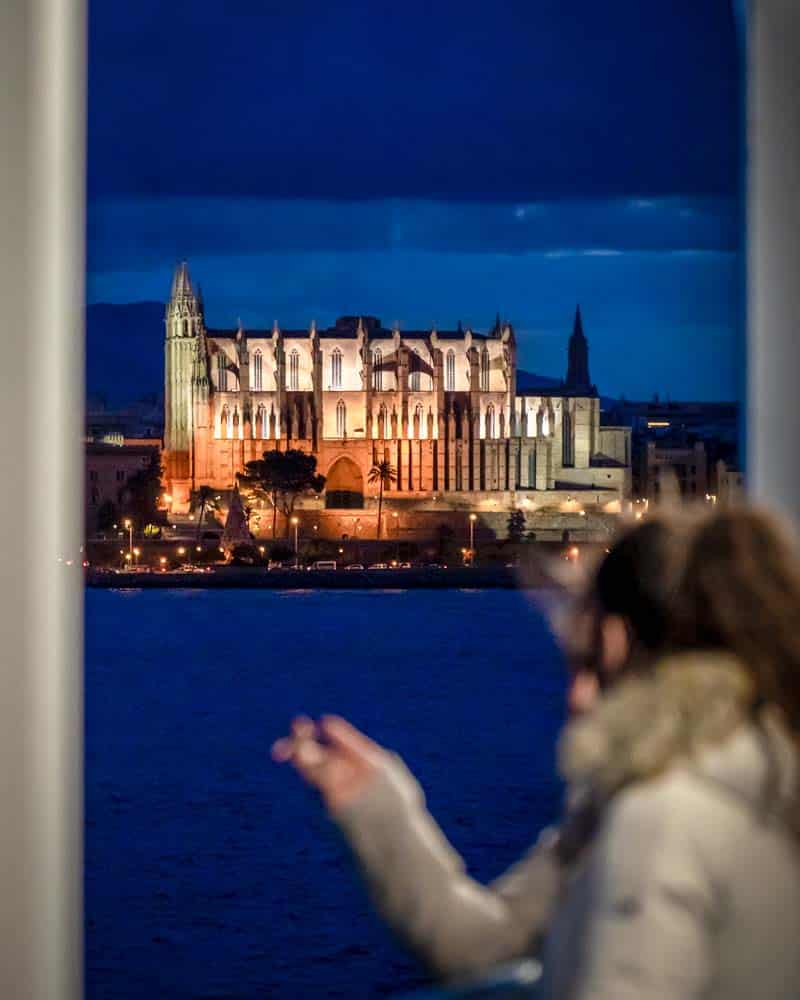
[{"x1": 273, "y1": 509, "x2": 800, "y2": 999}]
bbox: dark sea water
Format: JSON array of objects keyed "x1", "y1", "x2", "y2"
[{"x1": 86, "y1": 589, "x2": 567, "y2": 999}]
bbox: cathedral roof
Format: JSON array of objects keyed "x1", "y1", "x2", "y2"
[{"x1": 204, "y1": 323, "x2": 492, "y2": 342}]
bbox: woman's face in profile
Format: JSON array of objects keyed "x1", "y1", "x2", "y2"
[{"x1": 564, "y1": 607, "x2": 631, "y2": 717}]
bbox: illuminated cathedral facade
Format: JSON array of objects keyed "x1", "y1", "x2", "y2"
[{"x1": 163, "y1": 263, "x2": 630, "y2": 536}]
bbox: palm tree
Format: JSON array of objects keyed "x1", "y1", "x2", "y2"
[
  {"x1": 367, "y1": 460, "x2": 397, "y2": 540},
  {"x1": 194, "y1": 485, "x2": 219, "y2": 543}
]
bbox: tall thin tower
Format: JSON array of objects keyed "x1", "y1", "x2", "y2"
[{"x1": 164, "y1": 262, "x2": 202, "y2": 507}]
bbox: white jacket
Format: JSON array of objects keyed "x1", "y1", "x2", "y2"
[{"x1": 334, "y1": 654, "x2": 800, "y2": 998}]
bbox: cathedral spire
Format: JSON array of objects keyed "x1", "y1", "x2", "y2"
[
  {"x1": 170, "y1": 261, "x2": 194, "y2": 301},
  {"x1": 565, "y1": 304, "x2": 593, "y2": 394}
]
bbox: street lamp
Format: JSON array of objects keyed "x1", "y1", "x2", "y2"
[
  {"x1": 291, "y1": 516, "x2": 299, "y2": 568},
  {"x1": 124, "y1": 519, "x2": 133, "y2": 562},
  {"x1": 469, "y1": 513, "x2": 477, "y2": 564},
  {"x1": 132, "y1": 546, "x2": 140, "y2": 567}
]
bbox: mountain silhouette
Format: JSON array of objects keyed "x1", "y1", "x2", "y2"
[{"x1": 87, "y1": 301, "x2": 165, "y2": 405}]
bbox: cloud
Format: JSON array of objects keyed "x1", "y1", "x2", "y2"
[{"x1": 88, "y1": 195, "x2": 739, "y2": 277}]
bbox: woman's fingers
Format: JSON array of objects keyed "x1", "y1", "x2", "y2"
[
  {"x1": 318, "y1": 715, "x2": 381, "y2": 761},
  {"x1": 271, "y1": 736, "x2": 294, "y2": 763},
  {"x1": 291, "y1": 715, "x2": 316, "y2": 740},
  {"x1": 272, "y1": 715, "x2": 319, "y2": 763}
]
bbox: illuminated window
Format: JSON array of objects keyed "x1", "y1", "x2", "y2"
[
  {"x1": 253, "y1": 349, "x2": 263, "y2": 391},
  {"x1": 372, "y1": 349, "x2": 382, "y2": 390},
  {"x1": 485, "y1": 404, "x2": 496, "y2": 439},
  {"x1": 414, "y1": 403, "x2": 424, "y2": 439},
  {"x1": 480, "y1": 346, "x2": 490, "y2": 391},
  {"x1": 289, "y1": 349, "x2": 299, "y2": 390},
  {"x1": 563, "y1": 408, "x2": 574, "y2": 466},
  {"x1": 217, "y1": 352, "x2": 228, "y2": 391},
  {"x1": 331, "y1": 348, "x2": 342, "y2": 389},
  {"x1": 446, "y1": 349, "x2": 455, "y2": 391},
  {"x1": 410, "y1": 349, "x2": 421, "y2": 392},
  {"x1": 336, "y1": 399, "x2": 346, "y2": 438}
]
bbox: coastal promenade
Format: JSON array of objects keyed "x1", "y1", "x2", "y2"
[{"x1": 85, "y1": 564, "x2": 560, "y2": 590}]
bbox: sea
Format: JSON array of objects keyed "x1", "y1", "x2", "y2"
[{"x1": 86, "y1": 588, "x2": 567, "y2": 999}]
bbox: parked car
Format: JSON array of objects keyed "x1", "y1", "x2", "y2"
[
  {"x1": 344, "y1": 563, "x2": 364, "y2": 571},
  {"x1": 426, "y1": 562, "x2": 447, "y2": 569},
  {"x1": 398, "y1": 561, "x2": 413, "y2": 569},
  {"x1": 308, "y1": 560, "x2": 337, "y2": 571},
  {"x1": 367, "y1": 563, "x2": 388, "y2": 570}
]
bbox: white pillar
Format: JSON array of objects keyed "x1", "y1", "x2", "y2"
[
  {"x1": 0, "y1": 1, "x2": 85, "y2": 997},
  {"x1": 748, "y1": 0, "x2": 800, "y2": 525}
]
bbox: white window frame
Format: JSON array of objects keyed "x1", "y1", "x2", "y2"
[
  {"x1": 336, "y1": 399, "x2": 346, "y2": 438},
  {"x1": 331, "y1": 347, "x2": 342, "y2": 389},
  {"x1": 446, "y1": 349, "x2": 455, "y2": 391}
]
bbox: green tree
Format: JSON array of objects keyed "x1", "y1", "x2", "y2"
[
  {"x1": 238, "y1": 449, "x2": 325, "y2": 538},
  {"x1": 367, "y1": 460, "x2": 397, "y2": 539},
  {"x1": 435, "y1": 522, "x2": 456, "y2": 562},
  {"x1": 507, "y1": 509, "x2": 526, "y2": 543},
  {"x1": 193, "y1": 485, "x2": 220, "y2": 544},
  {"x1": 118, "y1": 452, "x2": 163, "y2": 528},
  {"x1": 96, "y1": 499, "x2": 118, "y2": 532}
]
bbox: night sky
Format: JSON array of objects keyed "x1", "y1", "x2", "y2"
[{"x1": 88, "y1": 0, "x2": 743, "y2": 401}]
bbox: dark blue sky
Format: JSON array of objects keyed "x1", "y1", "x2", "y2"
[{"x1": 88, "y1": 0, "x2": 743, "y2": 400}]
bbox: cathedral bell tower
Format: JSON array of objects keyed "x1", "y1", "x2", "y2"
[
  {"x1": 164, "y1": 261, "x2": 203, "y2": 511},
  {"x1": 565, "y1": 304, "x2": 594, "y2": 394}
]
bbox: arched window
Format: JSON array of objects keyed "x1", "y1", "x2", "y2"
[
  {"x1": 372, "y1": 349, "x2": 382, "y2": 390},
  {"x1": 183, "y1": 319, "x2": 189, "y2": 338},
  {"x1": 336, "y1": 399, "x2": 347, "y2": 438},
  {"x1": 563, "y1": 407, "x2": 574, "y2": 467},
  {"x1": 413, "y1": 403, "x2": 424, "y2": 439},
  {"x1": 216, "y1": 352, "x2": 228, "y2": 391},
  {"x1": 485, "y1": 404, "x2": 496, "y2": 439},
  {"x1": 528, "y1": 448, "x2": 536, "y2": 488},
  {"x1": 541, "y1": 406, "x2": 550, "y2": 436},
  {"x1": 253, "y1": 349, "x2": 263, "y2": 391},
  {"x1": 480, "y1": 346, "x2": 490, "y2": 391},
  {"x1": 410, "y1": 349, "x2": 421, "y2": 392},
  {"x1": 289, "y1": 349, "x2": 299, "y2": 391},
  {"x1": 378, "y1": 403, "x2": 387, "y2": 439},
  {"x1": 256, "y1": 404, "x2": 265, "y2": 438},
  {"x1": 446, "y1": 349, "x2": 455, "y2": 391},
  {"x1": 331, "y1": 348, "x2": 342, "y2": 389},
  {"x1": 220, "y1": 404, "x2": 229, "y2": 439}
]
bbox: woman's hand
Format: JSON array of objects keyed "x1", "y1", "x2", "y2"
[{"x1": 271, "y1": 715, "x2": 384, "y2": 812}]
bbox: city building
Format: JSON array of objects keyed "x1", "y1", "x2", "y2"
[
  {"x1": 642, "y1": 439, "x2": 708, "y2": 502},
  {"x1": 603, "y1": 396, "x2": 741, "y2": 502},
  {"x1": 715, "y1": 458, "x2": 746, "y2": 506},
  {"x1": 85, "y1": 438, "x2": 162, "y2": 531},
  {"x1": 163, "y1": 263, "x2": 631, "y2": 539}
]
